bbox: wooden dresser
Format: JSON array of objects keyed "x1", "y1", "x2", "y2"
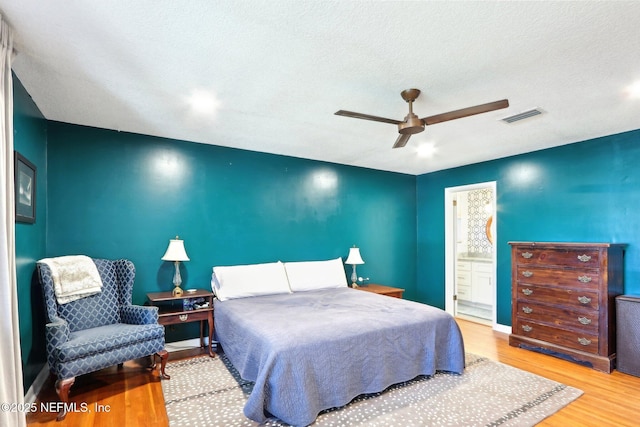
[{"x1": 508, "y1": 242, "x2": 625, "y2": 373}]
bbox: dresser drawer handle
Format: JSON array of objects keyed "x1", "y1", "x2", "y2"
[
  {"x1": 522, "y1": 252, "x2": 533, "y2": 259},
  {"x1": 522, "y1": 325, "x2": 533, "y2": 332},
  {"x1": 522, "y1": 288, "x2": 533, "y2": 296},
  {"x1": 577, "y1": 254, "x2": 591, "y2": 262},
  {"x1": 577, "y1": 275, "x2": 592, "y2": 283},
  {"x1": 179, "y1": 314, "x2": 189, "y2": 322},
  {"x1": 577, "y1": 296, "x2": 591, "y2": 304},
  {"x1": 522, "y1": 306, "x2": 533, "y2": 314},
  {"x1": 578, "y1": 316, "x2": 592, "y2": 325},
  {"x1": 521, "y1": 271, "x2": 533, "y2": 278},
  {"x1": 578, "y1": 337, "x2": 592, "y2": 346}
]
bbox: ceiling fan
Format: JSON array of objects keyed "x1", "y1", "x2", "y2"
[{"x1": 335, "y1": 89, "x2": 509, "y2": 148}]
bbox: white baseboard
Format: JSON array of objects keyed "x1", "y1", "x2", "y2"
[
  {"x1": 24, "y1": 364, "x2": 50, "y2": 404},
  {"x1": 165, "y1": 337, "x2": 217, "y2": 353},
  {"x1": 493, "y1": 323, "x2": 512, "y2": 334}
]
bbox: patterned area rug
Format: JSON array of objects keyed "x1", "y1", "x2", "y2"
[{"x1": 161, "y1": 353, "x2": 582, "y2": 426}]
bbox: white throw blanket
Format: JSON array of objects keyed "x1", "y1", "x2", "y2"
[{"x1": 39, "y1": 255, "x2": 103, "y2": 304}]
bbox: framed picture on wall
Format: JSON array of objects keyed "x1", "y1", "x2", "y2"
[{"x1": 14, "y1": 151, "x2": 36, "y2": 223}]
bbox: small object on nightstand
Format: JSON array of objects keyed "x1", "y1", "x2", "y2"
[
  {"x1": 194, "y1": 300, "x2": 209, "y2": 309},
  {"x1": 183, "y1": 297, "x2": 205, "y2": 311}
]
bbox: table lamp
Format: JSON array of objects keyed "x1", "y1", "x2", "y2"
[
  {"x1": 345, "y1": 245, "x2": 365, "y2": 288},
  {"x1": 161, "y1": 236, "x2": 190, "y2": 296}
]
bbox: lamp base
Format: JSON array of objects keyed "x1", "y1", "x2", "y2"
[
  {"x1": 172, "y1": 261, "x2": 184, "y2": 296},
  {"x1": 350, "y1": 265, "x2": 359, "y2": 288}
]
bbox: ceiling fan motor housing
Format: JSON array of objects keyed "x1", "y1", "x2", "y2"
[{"x1": 398, "y1": 114, "x2": 425, "y2": 135}]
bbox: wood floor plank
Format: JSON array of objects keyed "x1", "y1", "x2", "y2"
[{"x1": 27, "y1": 320, "x2": 640, "y2": 426}]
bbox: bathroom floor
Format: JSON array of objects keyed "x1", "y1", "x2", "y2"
[{"x1": 457, "y1": 301, "x2": 492, "y2": 324}]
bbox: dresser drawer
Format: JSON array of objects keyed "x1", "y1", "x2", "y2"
[
  {"x1": 514, "y1": 247, "x2": 600, "y2": 268},
  {"x1": 515, "y1": 301, "x2": 599, "y2": 333},
  {"x1": 515, "y1": 266, "x2": 600, "y2": 290},
  {"x1": 515, "y1": 283, "x2": 599, "y2": 310},
  {"x1": 514, "y1": 319, "x2": 599, "y2": 353}
]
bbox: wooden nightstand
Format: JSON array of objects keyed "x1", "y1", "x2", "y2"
[
  {"x1": 147, "y1": 289, "x2": 215, "y2": 357},
  {"x1": 357, "y1": 284, "x2": 404, "y2": 299}
]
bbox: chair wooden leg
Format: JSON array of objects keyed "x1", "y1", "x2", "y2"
[
  {"x1": 54, "y1": 377, "x2": 75, "y2": 421},
  {"x1": 154, "y1": 349, "x2": 170, "y2": 379}
]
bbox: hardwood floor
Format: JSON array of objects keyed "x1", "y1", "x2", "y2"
[
  {"x1": 459, "y1": 320, "x2": 639, "y2": 427},
  {"x1": 25, "y1": 354, "x2": 173, "y2": 427},
  {"x1": 27, "y1": 319, "x2": 640, "y2": 426}
]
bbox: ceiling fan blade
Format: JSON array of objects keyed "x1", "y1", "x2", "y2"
[
  {"x1": 335, "y1": 110, "x2": 402, "y2": 125},
  {"x1": 392, "y1": 133, "x2": 411, "y2": 149},
  {"x1": 422, "y1": 99, "x2": 509, "y2": 126}
]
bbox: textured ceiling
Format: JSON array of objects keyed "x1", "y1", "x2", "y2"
[{"x1": 3, "y1": 1, "x2": 640, "y2": 175}]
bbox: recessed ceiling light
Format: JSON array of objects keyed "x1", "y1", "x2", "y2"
[
  {"x1": 187, "y1": 89, "x2": 221, "y2": 116},
  {"x1": 416, "y1": 143, "x2": 437, "y2": 158},
  {"x1": 625, "y1": 80, "x2": 640, "y2": 99}
]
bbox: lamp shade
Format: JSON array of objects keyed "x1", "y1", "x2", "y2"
[
  {"x1": 345, "y1": 247, "x2": 364, "y2": 265},
  {"x1": 161, "y1": 237, "x2": 190, "y2": 262}
]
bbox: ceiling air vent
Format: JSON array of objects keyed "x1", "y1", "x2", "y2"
[{"x1": 501, "y1": 108, "x2": 543, "y2": 124}]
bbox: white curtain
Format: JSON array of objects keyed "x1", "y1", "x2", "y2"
[{"x1": 0, "y1": 14, "x2": 26, "y2": 427}]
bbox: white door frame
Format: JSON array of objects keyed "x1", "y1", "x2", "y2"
[{"x1": 444, "y1": 181, "x2": 497, "y2": 326}]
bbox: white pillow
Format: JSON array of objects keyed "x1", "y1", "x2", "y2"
[
  {"x1": 212, "y1": 261, "x2": 291, "y2": 301},
  {"x1": 284, "y1": 257, "x2": 348, "y2": 292}
]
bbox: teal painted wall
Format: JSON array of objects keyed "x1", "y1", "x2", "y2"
[
  {"x1": 417, "y1": 130, "x2": 640, "y2": 325},
  {"x1": 16, "y1": 65, "x2": 640, "y2": 391},
  {"x1": 13, "y1": 73, "x2": 48, "y2": 392},
  {"x1": 46, "y1": 122, "x2": 418, "y2": 340}
]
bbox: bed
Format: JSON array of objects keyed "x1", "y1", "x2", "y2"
[{"x1": 212, "y1": 258, "x2": 465, "y2": 426}]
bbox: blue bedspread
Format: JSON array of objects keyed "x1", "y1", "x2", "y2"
[{"x1": 214, "y1": 287, "x2": 465, "y2": 426}]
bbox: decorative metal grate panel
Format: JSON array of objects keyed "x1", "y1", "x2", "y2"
[{"x1": 467, "y1": 188, "x2": 493, "y2": 254}]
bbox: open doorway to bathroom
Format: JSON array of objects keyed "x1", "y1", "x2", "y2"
[{"x1": 444, "y1": 182, "x2": 496, "y2": 326}]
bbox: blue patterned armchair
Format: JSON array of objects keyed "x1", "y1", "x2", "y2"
[{"x1": 37, "y1": 258, "x2": 169, "y2": 421}]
